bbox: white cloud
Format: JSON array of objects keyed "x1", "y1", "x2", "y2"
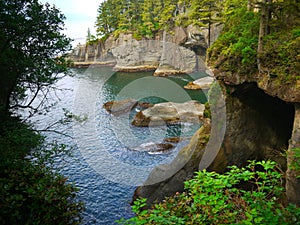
[{"x1": 39, "y1": 0, "x2": 102, "y2": 45}]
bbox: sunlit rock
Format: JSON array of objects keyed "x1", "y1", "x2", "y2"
[
  {"x1": 184, "y1": 76, "x2": 214, "y2": 90},
  {"x1": 132, "y1": 100, "x2": 205, "y2": 127},
  {"x1": 103, "y1": 99, "x2": 138, "y2": 115},
  {"x1": 132, "y1": 142, "x2": 175, "y2": 154}
]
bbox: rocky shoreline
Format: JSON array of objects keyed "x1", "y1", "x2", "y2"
[{"x1": 72, "y1": 61, "x2": 116, "y2": 68}]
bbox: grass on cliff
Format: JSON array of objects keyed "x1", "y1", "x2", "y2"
[{"x1": 120, "y1": 160, "x2": 300, "y2": 225}]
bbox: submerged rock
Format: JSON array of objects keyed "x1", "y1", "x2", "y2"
[
  {"x1": 103, "y1": 99, "x2": 154, "y2": 116},
  {"x1": 184, "y1": 76, "x2": 214, "y2": 90},
  {"x1": 132, "y1": 100, "x2": 205, "y2": 127},
  {"x1": 132, "y1": 142, "x2": 175, "y2": 153}
]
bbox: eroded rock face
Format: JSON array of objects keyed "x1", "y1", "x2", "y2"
[
  {"x1": 215, "y1": 69, "x2": 300, "y2": 103},
  {"x1": 286, "y1": 104, "x2": 300, "y2": 206},
  {"x1": 112, "y1": 35, "x2": 197, "y2": 75},
  {"x1": 209, "y1": 82, "x2": 294, "y2": 172},
  {"x1": 132, "y1": 100, "x2": 205, "y2": 127},
  {"x1": 111, "y1": 38, "x2": 161, "y2": 72},
  {"x1": 68, "y1": 25, "x2": 223, "y2": 74}
]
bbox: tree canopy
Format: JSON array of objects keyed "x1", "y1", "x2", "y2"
[
  {"x1": 0, "y1": 0, "x2": 72, "y2": 118},
  {"x1": 95, "y1": 0, "x2": 249, "y2": 39}
]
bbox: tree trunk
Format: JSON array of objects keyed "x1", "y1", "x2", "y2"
[
  {"x1": 266, "y1": 0, "x2": 272, "y2": 34},
  {"x1": 0, "y1": 69, "x2": 15, "y2": 111},
  {"x1": 208, "y1": 20, "x2": 211, "y2": 48},
  {"x1": 0, "y1": 59, "x2": 19, "y2": 118},
  {"x1": 247, "y1": 0, "x2": 253, "y2": 11},
  {"x1": 257, "y1": 0, "x2": 267, "y2": 73},
  {"x1": 286, "y1": 104, "x2": 300, "y2": 206}
]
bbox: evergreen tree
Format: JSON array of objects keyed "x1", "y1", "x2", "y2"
[
  {"x1": 96, "y1": 0, "x2": 122, "y2": 37},
  {"x1": 141, "y1": 0, "x2": 159, "y2": 37},
  {"x1": 189, "y1": 0, "x2": 223, "y2": 47},
  {"x1": 159, "y1": 0, "x2": 179, "y2": 30},
  {"x1": 86, "y1": 28, "x2": 92, "y2": 42}
]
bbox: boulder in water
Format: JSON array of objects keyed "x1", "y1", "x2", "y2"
[
  {"x1": 103, "y1": 99, "x2": 138, "y2": 115},
  {"x1": 132, "y1": 100, "x2": 205, "y2": 127},
  {"x1": 184, "y1": 76, "x2": 214, "y2": 90},
  {"x1": 132, "y1": 142, "x2": 175, "y2": 153}
]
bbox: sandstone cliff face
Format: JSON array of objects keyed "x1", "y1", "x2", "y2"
[{"x1": 68, "y1": 25, "x2": 223, "y2": 74}]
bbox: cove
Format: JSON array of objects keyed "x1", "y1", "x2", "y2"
[{"x1": 36, "y1": 66, "x2": 207, "y2": 224}]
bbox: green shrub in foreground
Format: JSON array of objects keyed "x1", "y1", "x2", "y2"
[
  {"x1": 121, "y1": 160, "x2": 300, "y2": 225},
  {"x1": 0, "y1": 160, "x2": 83, "y2": 225},
  {"x1": 0, "y1": 116, "x2": 83, "y2": 224}
]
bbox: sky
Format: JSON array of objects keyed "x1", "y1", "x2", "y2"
[{"x1": 39, "y1": 0, "x2": 102, "y2": 46}]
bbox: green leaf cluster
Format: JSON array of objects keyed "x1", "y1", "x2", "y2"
[
  {"x1": 121, "y1": 160, "x2": 300, "y2": 224},
  {"x1": 289, "y1": 148, "x2": 300, "y2": 178},
  {"x1": 208, "y1": 7, "x2": 259, "y2": 74},
  {"x1": 0, "y1": 116, "x2": 84, "y2": 224}
]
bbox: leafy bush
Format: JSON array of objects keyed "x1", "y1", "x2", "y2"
[
  {"x1": 0, "y1": 116, "x2": 83, "y2": 224},
  {"x1": 208, "y1": 8, "x2": 259, "y2": 75},
  {"x1": 0, "y1": 116, "x2": 43, "y2": 163},
  {"x1": 121, "y1": 160, "x2": 300, "y2": 225},
  {"x1": 0, "y1": 160, "x2": 83, "y2": 225}
]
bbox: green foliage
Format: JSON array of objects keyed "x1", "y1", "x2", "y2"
[
  {"x1": 203, "y1": 102, "x2": 211, "y2": 119},
  {"x1": 208, "y1": 0, "x2": 300, "y2": 82},
  {"x1": 121, "y1": 160, "x2": 300, "y2": 224},
  {"x1": 96, "y1": 0, "x2": 182, "y2": 39},
  {"x1": 208, "y1": 7, "x2": 259, "y2": 74},
  {"x1": 0, "y1": 160, "x2": 83, "y2": 225},
  {"x1": 0, "y1": 1, "x2": 83, "y2": 223},
  {"x1": 0, "y1": 116, "x2": 43, "y2": 163},
  {"x1": 0, "y1": 0, "x2": 72, "y2": 115},
  {"x1": 261, "y1": 30, "x2": 300, "y2": 80},
  {"x1": 0, "y1": 116, "x2": 84, "y2": 224},
  {"x1": 95, "y1": 0, "x2": 252, "y2": 43},
  {"x1": 86, "y1": 28, "x2": 98, "y2": 45},
  {"x1": 289, "y1": 148, "x2": 300, "y2": 178},
  {"x1": 189, "y1": 0, "x2": 223, "y2": 27}
]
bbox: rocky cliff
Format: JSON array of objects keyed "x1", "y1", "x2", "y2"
[
  {"x1": 130, "y1": 52, "x2": 300, "y2": 206},
  {"x1": 134, "y1": 72, "x2": 300, "y2": 206},
  {"x1": 68, "y1": 25, "x2": 223, "y2": 75}
]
